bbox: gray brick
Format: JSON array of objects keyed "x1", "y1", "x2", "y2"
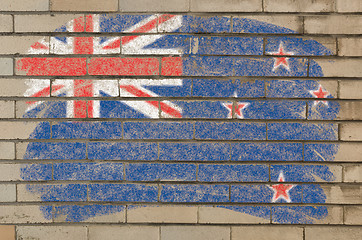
[
  {"x1": 119, "y1": 0, "x2": 189, "y2": 12},
  {"x1": 0, "y1": 184, "x2": 16, "y2": 202},
  {"x1": 338, "y1": 38, "x2": 362, "y2": 56},
  {"x1": 17, "y1": 226, "x2": 87, "y2": 240},
  {"x1": 161, "y1": 226, "x2": 230, "y2": 240},
  {"x1": 0, "y1": 15, "x2": 13, "y2": 32},
  {"x1": 50, "y1": 0, "x2": 118, "y2": 12},
  {"x1": 264, "y1": 0, "x2": 335, "y2": 12},
  {"x1": 341, "y1": 123, "x2": 362, "y2": 141},
  {"x1": 0, "y1": 0, "x2": 49, "y2": 11},
  {"x1": 0, "y1": 36, "x2": 49, "y2": 54},
  {"x1": 305, "y1": 227, "x2": 362, "y2": 240},
  {"x1": 305, "y1": 16, "x2": 362, "y2": 34},
  {"x1": 190, "y1": 0, "x2": 262, "y2": 12},
  {"x1": 0, "y1": 58, "x2": 13, "y2": 76},
  {"x1": 89, "y1": 226, "x2": 159, "y2": 240},
  {"x1": 0, "y1": 205, "x2": 51, "y2": 223},
  {"x1": 15, "y1": 14, "x2": 83, "y2": 32},
  {"x1": 336, "y1": 0, "x2": 362, "y2": 12},
  {"x1": 232, "y1": 226, "x2": 303, "y2": 240},
  {"x1": 344, "y1": 206, "x2": 362, "y2": 225}
]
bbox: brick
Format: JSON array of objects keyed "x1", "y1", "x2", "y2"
[
  {"x1": 51, "y1": 122, "x2": 122, "y2": 139},
  {"x1": 89, "y1": 226, "x2": 159, "y2": 240},
  {"x1": 233, "y1": 15, "x2": 303, "y2": 33},
  {"x1": 344, "y1": 206, "x2": 362, "y2": 224},
  {"x1": 336, "y1": 0, "x2": 362, "y2": 12},
  {"x1": 305, "y1": 227, "x2": 362, "y2": 240},
  {"x1": 320, "y1": 185, "x2": 362, "y2": 204},
  {"x1": 338, "y1": 38, "x2": 362, "y2": 56},
  {"x1": 190, "y1": 0, "x2": 262, "y2": 12},
  {"x1": 264, "y1": 0, "x2": 334, "y2": 12},
  {"x1": 3, "y1": 164, "x2": 51, "y2": 182},
  {"x1": 341, "y1": 123, "x2": 362, "y2": 141},
  {"x1": 340, "y1": 81, "x2": 362, "y2": 99},
  {"x1": 0, "y1": 15, "x2": 12, "y2": 32},
  {"x1": 0, "y1": 79, "x2": 49, "y2": 97},
  {"x1": 305, "y1": 16, "x2": 362, "y2": 34},
  {"x1": 54, "y1": 205, "x2": 126, "y2": 223},
  {"x1": 0, "y1": 121, "x2": 50, "y2": 139},
  {"x1": 0, "y1": 58, "x2": 13, "y2": 76},
  {"x1": 0, "y1": 205, "x2": 51, "y2": 223},
  {"x1": 119, "y1": 0, "x2": 189, "y2": 12},
  {"x1": 333, "y1": 143, "x2": 362, "y2": 162},
  {"x1": 198, "y1": 164, "x2": 268, "y2": 182},
  {"x1": 50, "y1": 0, "x2": 118, "y2": 11},
  {"x1": 54, "y1": 163, "x2": 124, "y2": 180},
  {"x1": 161, "y1": 226, "x2": 230, "y2": 240},
  {"x1": 0, "y1": 164, "x2": 21, "y2": 181},
  {"x1": 199, "y1": 206, "x2": 270, "y2": 224},
  {"x1": 124, "y1": 122, "x2": 193, "y2": 139},
  {"x1": 268, "y1": 123, "x2": 338, "y2": 141},
  {"x1": 0, "y1": 184, "x2": 16, "y2": 202},
  {"x1": 337, "y1": 101, "x2": 362, "y2": 120},
  {"x1": 232, "y1": 143, "x2": 303, "y2": 161},
  {"x1": 0, "y1": 36, "x2": 49, "y2": 54},
  {"x1": 271, "y1": 165, "x2": 342, "y2": 182},
  {"x1": 0, "y1": 225, "x2": 15, "y2": 240},
  {"x1": 232, "y1": 226, "x2": 302, "y2": 240},
  {"x1": 312, "y1": 59, "x2": 362, "y2": 77},
  {"x1": 0, "y1": 101, "x2": 14, "y2": 118},
  {"x1": 344, "y1": 165, "x2": 362, "y2": 182},
  {"x1": 127, "y1": 206, "x2": 197, "y2": 223},
  {"x1": 89, "y1": 184, "x2": 158, "y2": 202},
  {"x1": 126, "y1": 163, "x2": 196, "y2": 182},
  {"x1": 17, "y1": 226, "x2": 87, "y2": 240},
  {"x1": 16, "y1": 142, "x2": 86, "y2": 160},
  {"x1": 0, "y1": 0, "x2": 49, "y2": 11},
  {"x1": 0, "y1": 142, "x2": 15, "y2": 159},
  {"x1": 18, "y1": 184, "x2": 87, "y2": 202},
  {"x1": 14, "y1": 15, "x2": 83, "y2": 32},
  {"x1": 160, "y1": 184, "x2": 229, "y2": 203},
  {"x1": 159, "y1": 143, "x2": 230, "y2": 161}
]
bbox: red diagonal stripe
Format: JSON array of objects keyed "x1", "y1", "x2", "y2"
[
  {"x1": 26, "y1": 85, "x2": 64, "y2": 105},
  {"x1": 17, "y1": 58, "x2": 87, "y2": 76},
  {"x1": 89, "y1": 58, "x2": 159, "y2": 75}
]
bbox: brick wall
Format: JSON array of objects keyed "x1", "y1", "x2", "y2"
[{"x1": 0, "y1": 0, "x2": 362, "y2": 239}]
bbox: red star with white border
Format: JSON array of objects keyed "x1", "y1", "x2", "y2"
[
  {"x1": 309, "y1": 85, "x2": 330, "y2": 106},
  {"x1": 269, "y1": 171, "x2": 295, "y2": 203},
  {"x1": 222, "y1": 93, "x2": 249, "y2": 119},
  {"x1": 268, "y1": 42, "x2": 294, "y2": 72}
]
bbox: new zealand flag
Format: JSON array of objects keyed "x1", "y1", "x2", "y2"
[{"x1": 17, "y1": 14, "x2": 340, "y2": 223}]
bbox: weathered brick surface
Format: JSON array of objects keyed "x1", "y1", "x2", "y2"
[
  {"x1": 0, "y1": 36, "x2": 49, "y2": 54},
  {"x1": 17, "y1": 226, "x2": 87, "y2": 240},
  {"x1": 232, "y1": 226, "x2": 303, "y2": 240},
  {"x1": 190, "y1": 0, "x2": 262, "y2": 12},
  {"x1": 127, "y1": 206, "x2": 197, "y2": 223},
  {"x1": 0, "y1": 58, "x2": 13, "y2": 76},
  {"x1": 0, "y1": 122, "x2": 48, "y2": 139},
  {"x1": 0, "y1": 142, "x2": 15, "y2": 160},
  {"x1": 0, "y1": 101, "x2": 14, "y2": 118},
  {"x1": 0, "y1": 184, "x2": 16, "y2": 202},
  {"x1": 14, "y1": 15, "x2": 83, "y2": 32},
  {"x1": 337, "y1": 101, "x2": 362, "y2": 120},
  {"x1": 89, "y1": 226, "x2": 159, "y2": 240},
  {"x1": 312, "y1": 59, "x2": 362, "y2": 77},
  {"x1": 305, "y1": 227, "x2": 362, "y2": 240},
  {"x1": 161, "y1": 226, "x2": 230, "y2": 240},
  {"x1": 344, "y1": 165, "x2": 362, "y2": 182},
  {"x1": 0, "y1": 0, "x2": 49, "y2": 11},
  {"x1": 338, "y1": 38, "x2": 362, "y2": 56},
  {"x1": 340, "y1": 81, "x2": 362, "y2": 99},
  {"x1": 0, "y1": 79, "x2": 49, "y2": 97},
  {"x1": 336, "y1": 0, "x2": 362, "y2": 12},
  {"x1": 0, "y1": 205, "x2": 51, "y2": 223},
  {"x1": 0, "y1": 15, "x2": 13, "y2": 32},
  {"x1": 321, "y1": 185, "x2": 362, "y2": 204},
  {"x1": 50, "y1": 0, "x2": 118, "y2": 12},
  {"x1": 119, "y1": 0, "x2": 189, "y2": 12},
  {"x1": 341, "y1": 123, "x2": 362, "y2": 141},
  {"x1": 344, "y1": 206, "x2": 362, "y2": 225},
  {"x1": 334, "y1": 143, "x2": 362, "y2": 162},
  {"x1": 304, "y1": 16, "x2": 362, "y2": 34},
  {"x1": 264, "y1": 0, "x2": 334, "y2": 12},
  {"x1": 0, "y1": 225, "x2": 15, "y2": 240}
]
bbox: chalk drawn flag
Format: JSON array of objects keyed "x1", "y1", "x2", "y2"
[{"x1": 17, "y1": 14, "x2": 340, "y2": 224}]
